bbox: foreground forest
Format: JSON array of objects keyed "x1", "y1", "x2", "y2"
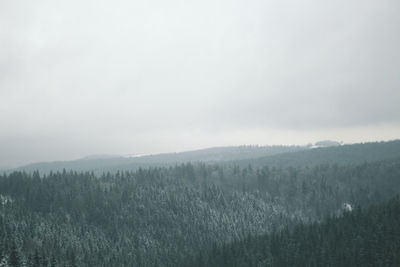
[
  {"x1": 1, "y1": 141, "x2": 400, "y2": 266},
  {"x1": 189, "y1": 196, "x2": 400, "y2": 267}
]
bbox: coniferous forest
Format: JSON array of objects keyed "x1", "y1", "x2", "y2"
[
  {"x1": 1, "y1": 141, "x2": 400, "y2": 266},
  {"x1": 2, "y1": 0, "x2": 400, "y2": 265}
]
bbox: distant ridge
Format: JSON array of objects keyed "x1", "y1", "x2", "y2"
[
  {"x1": 79, "y1": 154, "x2": 121, "y2": 160},
  {"x1": 235, "y1": 140, "x2": 400, "y2": 168},
  {"x1": 313, "y1": 140, "x2": 342, "y2": 148},
  {"x1": 12, "y1": 140, "x2": 400, "y2": 174},
  {"x1": 14, "y1": 145, "x2": 306, "y2": 174}
]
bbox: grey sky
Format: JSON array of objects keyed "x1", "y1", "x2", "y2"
[{"x1": 1, "y1": 0, "x2": 399, "y2": 168}]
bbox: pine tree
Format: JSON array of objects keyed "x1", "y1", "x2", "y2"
[
  {"x1": 32, "y1": 250, "x2": 40, "y2": 267},
  {"x1": 8, "y1": 243, "x2": 20, "y2": 267},
  {"x1": 50, "y1": 255, "x2": 57, "y2": 267}
]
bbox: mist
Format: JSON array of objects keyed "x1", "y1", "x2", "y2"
[{"x1": 1, "y1": 0, "x2": 399, "y2": 167}]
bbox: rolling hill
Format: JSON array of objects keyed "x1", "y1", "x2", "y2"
[{"x1": 13, "y1": 145, "x2": 306, "y2": 174}]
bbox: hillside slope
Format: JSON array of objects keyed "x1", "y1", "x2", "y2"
[
  {"x1": 14, "y1": 145, "x2": 305, "y2": 174},
  {"x1": 189, "y1": 196, "x2": 400, "y2": 267},
  {"x1": 2, "y1": 157, "x2": 400, "y2": 266},
  {"x1": 235, "y1": 140, "x2": 400, "y2": 168}
]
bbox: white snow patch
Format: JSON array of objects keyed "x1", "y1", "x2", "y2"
[
  {"x1": 343, "y1": 203, "x2": 352, "y2": 212},
  {"x1": 0, "y1": 195, "x2": 13, "y2": 205}
]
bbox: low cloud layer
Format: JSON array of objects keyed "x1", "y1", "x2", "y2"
[{"x1": 1, "y1": 0, "x2": 399, "y2": 167}]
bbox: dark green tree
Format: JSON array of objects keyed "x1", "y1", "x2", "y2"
[{"x1": 9, "y1": 243, "x2": 20, "y2": 267}]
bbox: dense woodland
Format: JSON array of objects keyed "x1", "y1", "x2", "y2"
[
  {"x1": 236, "y1": 140, "x2": 400, "y2": 168},
  {"x1": 0, "y1": 141, "x2": 400, "y2": 266},
  {"x1": 189, "y1": 196, "x2": 400, "y2": 267}
]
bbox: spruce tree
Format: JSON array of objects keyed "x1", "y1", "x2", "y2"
[{"x1": 9, "y1": 243, "x2": 20, "y2": 267}]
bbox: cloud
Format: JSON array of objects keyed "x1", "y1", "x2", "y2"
[{"x1": 1, "y1": 0, "x2": 399, "y2": 166}]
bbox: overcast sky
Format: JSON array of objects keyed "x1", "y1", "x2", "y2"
[{"x1": 1, "y1": 0, "x2": 399, "y2": 168}]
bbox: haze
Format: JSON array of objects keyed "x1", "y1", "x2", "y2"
[{"x1": 1, "y1": 0, "x2": 399, "y2": 168}]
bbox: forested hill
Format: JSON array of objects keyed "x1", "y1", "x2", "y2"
[
  {"x1": 189, "y1": 196, "x2": 400, "y2": 267},
  {"x1": 1, "y1": 157, "x2": 400, "y2": 266},
  {"x1": 11, "y1": 140, "x2": 400, "y2": 174},
  {"x1": 235, "y1": 140, "x2": 400, "y2": 168},
  {"x1": 13, "y1": 145, "x2": 306, "y2": 174}
]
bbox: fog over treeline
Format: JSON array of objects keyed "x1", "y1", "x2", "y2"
[{"x1": 1, "y1": 2, "x2": 400, "y2": 265}]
